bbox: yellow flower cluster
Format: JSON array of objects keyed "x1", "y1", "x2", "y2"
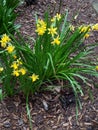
[
  {"x1": 11, "y1": 58, "x2": 39, "y2": 82},
  {"x1": 48, "y1": 27, "x2": 60, "y2": 45},
  {"x1": 80, "y1": 26, "x2": 90, "y2": 32},
  {"x1": 11, "y1": 58, "x2": 26, "y2": 77},
  {"x1": 48, "y1": 14, "x2": 61, "y2": 45},
  {"x1": 79, "y1": 23, "x2": 98, "y2": 39},
  {"x1": 0, "y1": 34, "x2": 39, "y2": 82},
  {"x1": 0, "y1": 34, "x2": 15, "y2": 54},
  {"x1": 92, "y1": 23, "x2": 98, "y2": 31},
  {"x1": 35, "y1": 19, "x2": 47, "y2": 35},
  {"x1": 35, "y1": 14, "x2": 62, "y2": 45},
  {"x1": 80, "y1": 25, "x2": 91, "y2": 39},
  {"x1": 0, "y1": 34, "x2": 11, "y2": 48}
]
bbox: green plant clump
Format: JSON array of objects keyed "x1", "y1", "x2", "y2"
[
  {"x1": 0, "y1": 12, "x2": 98, "y2": 101},
  {"x1": 0, "y1": 0, "x2": 20, "y2": 35}
]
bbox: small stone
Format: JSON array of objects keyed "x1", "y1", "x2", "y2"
[
  {"x1": 12, "y1": 126, "x2": 16, "y2": 129},
  {"x1": 52, "y1": 125, "x2": 58, "y2": 129},
  {"x1": 85, "y1": 116, "x2": 90, "y2": 122},
  {"x1": 63, "y1": 122, "x2": 69, "y2": 127},
  {"x1": 42, "y1": 100, "x2": 48, "y2": 111},
  {"x1": 3, "y1": 122, "x2": 11, "y2": 128},
  {"x1": 86, "y1": 126, "x2": 94, "y2": 130},
  {"x1": 18, "y1": 118, "x2": 24, "y2": 126},
  {"x1": 23, "y1": 127, "x2": 27, "y2": 130}
]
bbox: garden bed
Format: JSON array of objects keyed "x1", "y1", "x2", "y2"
[{"x1": 0, "y1": 0, "x2": 98, "y2": 130}]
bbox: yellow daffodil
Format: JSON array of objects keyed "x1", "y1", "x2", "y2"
[
  {"x1": 35, "y1": 19, "x2": 47, "y2": 35},
  {"x1": 92, "y1": 23, "x2": 98, "y2": 31},
  {"x1": 13, "y1": 55, "x2": 17, "y2": 59},
  {"x1": 48, "y1": 27, "x2": 57, "y2": 37},
  {"x1": 0, "y1": 34, "x2": 11, "y2": 48},
  {"x1": 16, "y1": 58, "x2": 22, "y2": 65},
  {"x1": 12, "y1": 70, "x2": 20, "y2": 77},
  {"x1": 70, "y1": 25, "x2": 75, "y2": 31},
  {"x1": 51, "y1": 13, "x2": 61, "y2": 23},
  {"x1": 19, "y1": 68, "x2": 26, "y2": 75},
  {"x1": 36, "y1": 27, "x2": 46, "y2": 35},
  {"x1": 11, "y1": 58, "x2": 22, "y2": 70},
  {"x1": 11, "y1": 62, "x2": 19, "y2": 70},
  {"x1": 80, "y1": 26, "x2": 91, "y2": 33},
  {"x1": 95, "y1": 66, "x2": 98, "y2": 71},
  {"x1": 30, "y1": 73, "x2": 39, "y2": 82},
  {"x1": 6, "y1": 45, "x2": 15, "y2": 53},
  {"x1": 0, "y1": 67, "x2": 4, "y2": 73},
  {"x1": 84, "y1": 33, "x2": 90, "y2": 39},
  {"x1": 51, "y1": 17, "x2": 56, "y2": 22},
  {"x1": 55, "y1": 13, "x2": 61, "y2": 21},
  {"x1": 51, "y1": 36, "x2": 60, "y2": 45},
  {"x1": 37, "y1": 19, "x2": 46, "y2": 27},
  {"x1": 79, "y1": 25, "x2": 91, "y2": 39}
]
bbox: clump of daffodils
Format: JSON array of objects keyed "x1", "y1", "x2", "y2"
[
  {"x1": 0, "y1": 34, "x2": 39, "y2": 83},
  {"x1": 10, "y1": 58, "x2": 39, "y2": 83},
  {"x1": 0, "y1": 14, "x2": 98, "y2": 97},
  {"x1": 35, "y1": 13, "x2": 61, "y2": 45},
  {"x1": 10, "y1": 58, "x2": 39, "y2": 82},
  {"x1": 79, "y1": 23, "x2": 98, "y2": 39}
]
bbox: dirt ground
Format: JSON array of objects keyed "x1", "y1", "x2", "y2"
[{"x1": 0, "y1": 0, "x2": 98, "y2": 130}]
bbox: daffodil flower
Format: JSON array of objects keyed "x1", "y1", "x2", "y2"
[
  {"x1": 6, "y1": 45, "x2": 15, "y2": 53},
  {"x1": 92, "y1": 23, "x2": 98, "y2": 31},
  {"x1": 30, "y1": 73, "x2": 39, "y2": 82},
  {"x1": 0, "y1": 67, "x2": 4, "y2": 73},
  {"x1": 48, "y1": 26, "x2": 57, "y2": 37},
  {"x1": 55, "y1": 13, "x2": 61, "y2": 21},
  {"x1": 35, "y1": 19, "x2": 47, "y2": 35},
  {"x1": 11, "y1": 62, "x2": 19, "y2": 70},
  {"x1": 95, "y1": 66, "x2": 98, "y2": 71},
  {"x1": 51, "y1": 36, "x2": 60, "y2": 45},
  {"x1": 0, "y1": 34, "x2": 11, "y2": 48},
  {"x1": 12, "y1": 70, "x2": 20, "y2": 77},
  {"x1": 19, "y1": 68, "x2": 26, "y2": 75}
]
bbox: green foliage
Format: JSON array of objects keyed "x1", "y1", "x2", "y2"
[
  {"x1": 0, "y1": 12, "x2": 98, "y2": 102},
  {"x1": 0, "y1": 0, "x2": 20, "y2": 35},
  {"x1": 0, "y1": 89, "x2": 3, "y2": 101}
]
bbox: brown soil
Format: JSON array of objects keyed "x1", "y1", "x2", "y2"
[{"x1": 0, "y1": 0, "x2": 98, "y2": 130}]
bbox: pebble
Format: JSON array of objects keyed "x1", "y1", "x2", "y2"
[
  {"x1": 18, "y1": 118, "x2": 24, "y2": 126},
  {"x1": 86, "y1": 126, "x2": 94, "y2": 130},
  {"x1": 3, "y1": 122, "x2": 11, "y2": 128},
  {"x1": 42, "y1": 100, "x2": 48, "y2": 111}
]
